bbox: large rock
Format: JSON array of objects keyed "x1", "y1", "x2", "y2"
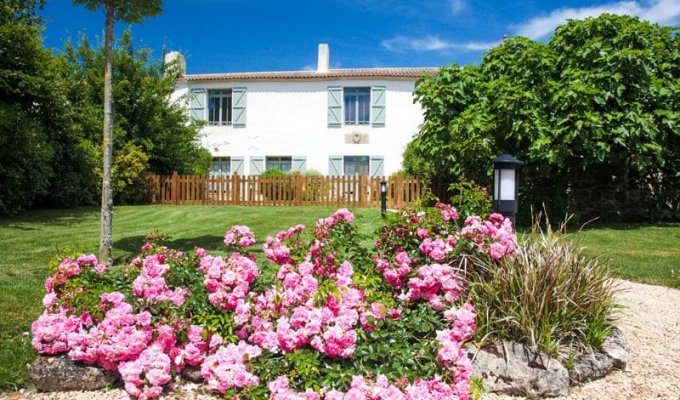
[
  {"x1": 27, "y1": 355, "x2": 118, "y2": 392},
  {"x1": 468, "y1": 341, "x2": 569, "y2": 399},
  {"x1": 181, "y1": 365, "x2": 203, "y2": 382},
  {"x1": 570, "y1": 350, "x2": 613, "y2": 384},
  {"x1": 601, "y1": 328, "x2": 630, "y2": 370}
]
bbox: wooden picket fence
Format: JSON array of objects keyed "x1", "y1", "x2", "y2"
[{"x1": 150, "y1": 172, "x2": 424, "y2": 208}]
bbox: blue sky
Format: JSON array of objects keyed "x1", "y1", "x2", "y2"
[{"x1": 40, "y1": 0, "x2": 680, "y2": 74}]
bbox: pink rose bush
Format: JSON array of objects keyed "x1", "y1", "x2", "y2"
[
  {"x1": 31, "y1": 206, "x2": 515, "y2": 399},
  {"x1": 224, "y1": 225, "x2": 256, "y2": 248}
]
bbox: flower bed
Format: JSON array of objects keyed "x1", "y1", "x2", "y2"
[{"x1": 31, "y1": 207, "x2": 516, "y2": 399}]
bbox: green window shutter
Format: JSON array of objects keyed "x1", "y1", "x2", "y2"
[
  {"x1": 233, "y1": 87, "x2": 247, "y2": 127},
  {"x1": 190, "y1": 88, "x2": 206, "y2": 121},
  {"x1": 230, "y1": 156, "x2": 245, "y2": 175},
  {"x1": 292, "y1": 156, "x2": 307, "y2": 172},
  {"x1": 329, "y1": 156, "x2": 342, "y2": 176},
  {"x1": 370, "y1": 156, "x2": 384, "y2": 177},
  {"x1": 250, "y1": 156, "x2": 264, "y2": 175},
  {"x1": 328, "y1": 87, "x2": 342, "y2": 127},
  {"x1": 371, "y1": 86, "x2": 385, "y2": 127}
]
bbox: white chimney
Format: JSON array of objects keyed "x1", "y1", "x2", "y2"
[
  {"x1": 317, "y1": 43, "x2": 329, "y2": 72},
  {"x1": 164, "y1": 51, "x2": 186, "y2": 76}
]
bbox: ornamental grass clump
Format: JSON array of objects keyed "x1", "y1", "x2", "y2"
[{"x1": 466, "y1": 217, "x2": 620, "y2": 357}]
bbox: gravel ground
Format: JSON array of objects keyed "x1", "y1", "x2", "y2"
[{"x1": 7, "y1": 280, "x2": 680, "y2": 400}]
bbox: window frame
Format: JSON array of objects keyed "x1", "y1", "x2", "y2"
[
  {"x1": 210, "y1": 157, "x2": 232, "y2": 176},
  {"x1": 208, "y1": 89, "x2": 233, "y2": 126},
  {"x1": 343, "y1": 87, "x2": 371, "y2": 126},
  {"x1": 265, "y1": 156, "x2": 293, "y2": 172},
  {"x1": 343, "y1": 155, "x2": 370, "y2": 176}
]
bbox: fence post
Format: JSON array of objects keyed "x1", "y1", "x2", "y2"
[
  {"x1": 295, "y1": 174, "x2": 302, "y2": 206},
  {"x1": 171, "y1": 171, "x2": 179, "y2": 205},
  {"x1": 359, "y1": 175, "x2": 367, "y2": 208},
  {"x1": 232, "y1": 173, "x2": 240, "y2": 205}
]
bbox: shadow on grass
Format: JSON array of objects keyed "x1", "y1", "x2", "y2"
[
  {"x1": 113, "y1": 235, "x2": 265, "y2": 265},
  {"x1": 0, "y1": 207, "x2": 100, "y2": 227}
]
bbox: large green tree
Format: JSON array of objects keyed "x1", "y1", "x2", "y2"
[
  {"x1": 0, "y1": 0, "x2": 59, "y2": 214},
  {"x1": 406, "y1": 14, "x2": 679, "y2": 222},
  {"x1": 73, "y1": 0, "x2": 162, "y2": 264}
]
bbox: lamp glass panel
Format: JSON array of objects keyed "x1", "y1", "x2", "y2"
[
  {"x1": 494, "y1": 169, "x2": 500, "y2": 199},
  {"x1": 499, "y1": 169, "x2": 515, "y2": 200}
]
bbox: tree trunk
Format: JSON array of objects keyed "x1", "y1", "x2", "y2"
[{"x1": 99, "y1": 4, "x2": 115, "y2": 265}]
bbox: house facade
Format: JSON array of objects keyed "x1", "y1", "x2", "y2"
[{"x1": 169, "y1": 45, "x2": 437, "y2": 177}]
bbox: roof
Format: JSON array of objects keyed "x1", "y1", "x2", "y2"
[{"x1": 182, "y1": 67, "x2": 440, "y2": 82}]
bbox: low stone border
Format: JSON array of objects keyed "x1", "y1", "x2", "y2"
[
  {"x1": 27, "y1": 329, "x2": 630, "y2": 398},
  {"x1": 466, "y1": 328, "x2": 630, "y2": 399}
]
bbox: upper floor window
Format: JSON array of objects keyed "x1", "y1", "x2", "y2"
[
  {"x1": 266, "y1": 156, "x2": 292, "y2": 172},
  {"x1": 208, "y1": 89, "x2": 232, "y2": 126},
  {"x1": 344, "y1": 87, "x2": 370, "y2": 125}
]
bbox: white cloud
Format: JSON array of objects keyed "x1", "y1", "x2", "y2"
[
  {"x1": 449, "y1": 0, "x2": 467, "y2": 14},
  {"x1": 515, "y1": 0, "x2": 680, "y2": 40},
  {"x1": 381, "y1": 35, "x2": 498, "y2": 52}
]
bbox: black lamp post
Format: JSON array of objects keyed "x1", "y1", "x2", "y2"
[
  {"x1": 380, "y1": 180, "x2": 387, "y2": 217},
  {"x1": 492, "y1": 154, "x2": 522, "y2": 228}
]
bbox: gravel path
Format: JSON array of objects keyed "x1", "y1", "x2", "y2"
[{"x1": 7, "y1": 280, "x2": 680, "y2": 400}]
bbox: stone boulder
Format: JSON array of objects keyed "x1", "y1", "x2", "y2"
[
  {"x1": 570, "y1": 350, "x2": 613, "y2": 384},
  {"x1": 468, "y1": 341, "x2": 569, "y2": 399},
  {"x1": 27, "y1": 355, "x2": 118, "y2": 392},
  {"x1": 181, "y1": 365, "x2": 203, "y2": 382},
  {"x1": 601, "y1": 328, "x2": 630, "y2": 370}
]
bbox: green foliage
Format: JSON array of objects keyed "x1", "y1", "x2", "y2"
[
  {"x1": 466, "y1": 217, "x2": 620, "y2": 356},
  {"x1": 260, "y1": 169, "x2": 294, "y2": 200},
  {"x1": 0, "y1": 105, "x2": 53, "y2": 215},
  {"x1": 72, "y1": 0, "x2": 162, "y2": 25},
  {"x1": 448, "y1": 180, "x2": 492, "y2": 218},
  {"x1": 409, "y1": 14, "x2": 680, "y2": 222},
  {"x1": 60, "y1": 30, "x2": 211, "y2": 176},
  {"x1": 113, "y1": 142, "x2": 152, "y2": 204},
  {"x1": 298, "y1": 170, "x2": 330, "y2": 202}
]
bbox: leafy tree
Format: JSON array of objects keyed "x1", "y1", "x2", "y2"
[
  {"x1": 0, "y1": 0, "x2": 56, "y2": 214},
  {"x1": 407, "y1": 14, "x2": 679, "y2": 222},
  {"x1": 73, "y1": 0, "x2": 163, "y2": 264}
]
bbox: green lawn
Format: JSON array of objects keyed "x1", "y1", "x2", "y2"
[
  {"x1": 576, "y1": 223, "x2": 680, "y2": 288},
  {"x1": 0, "y1": 205, "x2": 678, "y2": 391}
]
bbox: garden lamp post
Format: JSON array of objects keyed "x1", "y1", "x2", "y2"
[
  {"x1": 380, "y1": 180, "x2": 387, "y2": 217},
  {"x1": 492, "y1": 154, "x2": 522, "y2": 228}
]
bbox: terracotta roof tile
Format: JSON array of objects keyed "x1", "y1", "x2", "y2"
[{"x1": 183, "y1": 68, "x2": 439, "y2": 82}]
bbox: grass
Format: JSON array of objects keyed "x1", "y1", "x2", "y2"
[
  {"x1": 576, "y1": 223, "x2": 680, "y2": 288},
  {"x1": 0, "y1": 205, "x2": 678, "y2": 390}
]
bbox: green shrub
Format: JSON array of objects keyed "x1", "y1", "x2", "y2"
[
  {"x1": 113, "y1": 143, "x2": 153, "y2": 204},
  {"x1": 299, "y1": 170, "x2": 329, "y2": 201},
  {"x1": 466, "y1": 217, "x2": 620, "y2": 357},
  {"x1": 449, "y1": 179, "x2": 492, "y2": 218},
  {"x1": 259, "y1": 169, "x2": 294, "y2": 201}
]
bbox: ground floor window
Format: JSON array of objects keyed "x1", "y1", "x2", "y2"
[
  {"x1": 210, "y1": 157, "x2": 231, "y2": 176},
  {"x1": 343, "y1": 156, "x2": 370, "y2": 176},
  {"x1": 266, "y1": 156, "x2": 292, "y2": 172}
]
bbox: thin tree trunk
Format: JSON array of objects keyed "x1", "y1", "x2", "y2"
[{"x1": 99, "y1": 4, "x2": 115, "y2": 265}]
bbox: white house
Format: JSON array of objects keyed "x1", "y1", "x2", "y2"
[{"x1": 169, "y1": 44, "x2": 437, "y2": 177}]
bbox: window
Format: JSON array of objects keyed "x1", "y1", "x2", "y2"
[
  {"x1": 266, "y1": 156, "x2": 292, "y2": 172},
  {"x1": 343, "y1": 156, "x2": 370, "y2": 176},
  {"x1": 208, "y1": 89, "x2": 232, "y2": 125},
  {"x1": 344, "y1": 87, "x2": 370, "y2": 125},
  {"x1": 210, "y1": 157, "x2": 231, "y2": 176}
]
